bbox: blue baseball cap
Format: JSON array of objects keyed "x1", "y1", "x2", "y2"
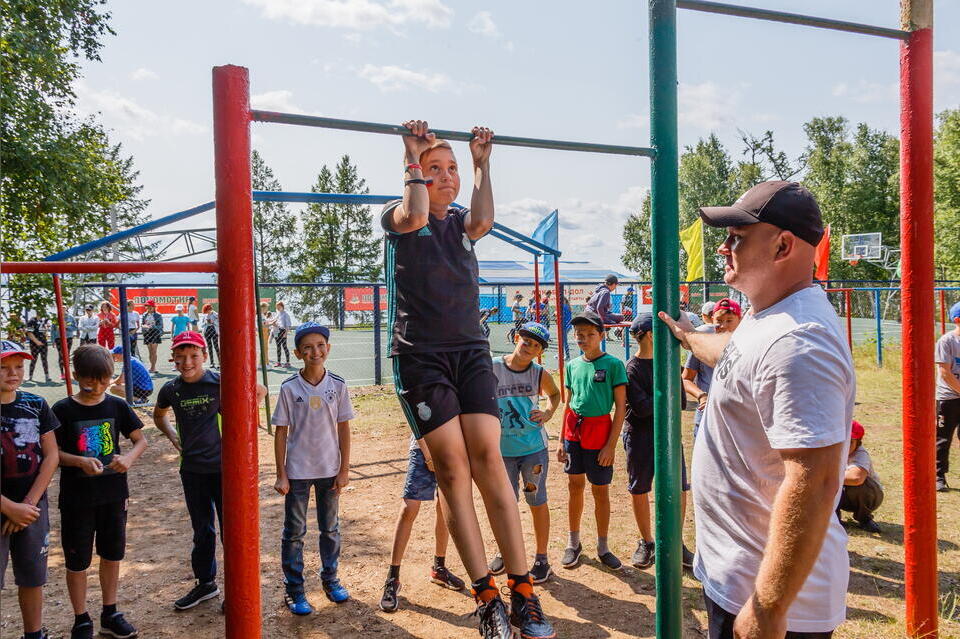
[
  {"x1": 951, "y1": 301, "x2": 960, "y2": 322},
  {"x1": 518, "y1": 322, "x2": 550, "y2": 348},
  {"x1": 630, "y1": 312, "x2": 654, "y2": 336},
  {"x1": 111, "y1": 346, "x2": 124, "y2": 354},
  {"x1": 294, "y1": 321, "x2": 330, "y2": 347}
]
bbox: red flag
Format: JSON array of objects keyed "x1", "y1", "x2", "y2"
[{"x1": 814, "y1": 224, "x2": 831, "y2": 281}]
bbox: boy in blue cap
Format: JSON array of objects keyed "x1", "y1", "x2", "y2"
[
  {"x1": 936, "y1": 301, "x2": 960, "y2": 491},
  {"x1": 272, "y1": 322, "x2": 354, "y2": 613},
  {"x1": 487, "y1": 323, "x2": 562, "y2": 583},
  {"x1": 109, "y1": 346, "x2": 153, "y2": 404}
]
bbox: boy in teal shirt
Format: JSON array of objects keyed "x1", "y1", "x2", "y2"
[
  {"x1": 487, "y1": 323, "x2": 562, "y2": 583},
  {"x1": 559, "y1": 310, "x2": 627, "y2": 571}
]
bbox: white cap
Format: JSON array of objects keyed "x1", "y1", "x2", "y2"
[
  {"x1": 700, "y1": 301, "x2": 716, "y2": 316},
  {"x1": 175, "y1": 304, "x2": 184, "y2": 311}
]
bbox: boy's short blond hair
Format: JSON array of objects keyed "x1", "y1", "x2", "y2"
[{"x1": 419, "y1": 139, "x2": 453, "y2": 164}]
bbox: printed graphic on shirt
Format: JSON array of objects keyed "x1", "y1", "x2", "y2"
[
  {"x1": 713, "y1": 342, "x2": 743, "y2": 384},
  {"x1": 1, "y1": 417, "x2": 41, "y2": 479}
]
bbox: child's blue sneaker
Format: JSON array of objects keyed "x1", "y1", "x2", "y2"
[
  {"x1": 322, "y1": 580, "x2": 350, "y2": 604},
  {"x1": 284, "y1": 592, "x2": 314, "y2": 615}
]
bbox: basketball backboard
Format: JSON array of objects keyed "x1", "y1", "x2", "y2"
[{"x1": 841, "y1": 233, "x2": 883, "y2": 261}]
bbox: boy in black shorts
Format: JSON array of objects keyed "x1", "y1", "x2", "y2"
[
  {"x1": 383, "y1": 120, "x2": 554, "y2": 639},
  {"x1": 622, "y1": 314, "x2": 693, "y2": 570},
  {"x1": 1, "y1": 339, "x2": 61, "y2": 639},
  {"x1": 53, "y1": 345, "x2": 148, "y2": 639}
]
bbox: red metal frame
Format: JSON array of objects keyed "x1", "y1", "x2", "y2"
[
  {"x1": 900, "y1": 2, "x2": 937, "y2": 635},
  {"x1": 824, "y1": 288, "x2": 854, "y2": 352},
  {"x1": 553, "y1": 255, "x2": 565, "y2": 400},
  {"x1": 940, "y1": 289, "x2": 947, "y2": 335},
  {"x1": 212, "y1": 65, "x2": 261, "y2": 637},
  {"x1": 533, "y1": 255, "x2": 541, "y2": 322},
  {"x1": 52, "y1": 275, "x2": 73, "y2": 396}
]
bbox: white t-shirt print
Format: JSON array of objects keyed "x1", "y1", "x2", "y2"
[{"x1": 692, "y1": 285, "x2": 855, "y2": 633}]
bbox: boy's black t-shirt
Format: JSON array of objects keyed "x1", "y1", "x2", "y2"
[
  {"x1": 52, "y1": 395, "x2": 142, "y2": 508},
  {"x1": 1, "y1": 391, "x2": 60, "y2": 503},
  {"x1": 156, "y1": 370, "x2": 221, "y2": 474},
  {"x1": 625, "y1": 357, "x2": 655, "y2": 432},
  {"x1": 381, "y1": 200, "x2": 488, "y2": 356}
]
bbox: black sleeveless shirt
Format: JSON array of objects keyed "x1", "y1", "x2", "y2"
[{"x1": 382, "y1": 200, "x2": 488, "y2": 356}]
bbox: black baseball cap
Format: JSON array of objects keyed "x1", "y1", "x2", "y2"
[
  {"x1": 571, "y1": 309, "x2": 604, "y2": 330},
  {"x1": 699, "y1": 181, "x2": 824, "y2": 246},
  {"x1": 629, "y1": 312, "x2": 653, "y2": 336}
]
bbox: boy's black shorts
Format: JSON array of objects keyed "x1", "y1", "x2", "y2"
[
  {"x1": 392, "y1": 349, "x2": 499, "y2": 439},
  {"x1": 622, "y1": 427, "x2": 690, "y2": 495},
  {"x1": 563, "y1": 439, "x2": 614, "y2": 486},
  {"x1": 60, "y1": 500, "x2": 128, "y2": 571}
]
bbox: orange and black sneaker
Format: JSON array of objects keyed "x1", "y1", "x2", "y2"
[
  {"x1": 507, "y1": 573, "x2": 556, "y2": 639},
  {"x1": 470, "y1": 574, "x2": 512, "y2": 639}
]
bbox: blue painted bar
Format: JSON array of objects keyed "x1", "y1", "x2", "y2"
[
  {"x1": 874, "y1": 289, "x2": 884, "y2": 367},
  {"x1": 250, "y1": 110, "x2": 656, "y2": 158},
  {"x1": 493, "y1": 222, "x2": 561, "y2": 256},
  {"x1": 488, "y1": 229, "x2": 540, "y2": 255},
  {"x1": 676, "y1": 0, "x2": 908, "y2": 40}
]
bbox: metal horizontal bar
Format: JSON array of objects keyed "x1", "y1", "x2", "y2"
[
  {"x1": 488, "y1": 229, "x2": 541, "y2": 256},
  {"x1": 2, "y1": 261, "x2": 218, "y2": 274},
  {"x1": 45, "y1": 201, "x2": 216, "y2": 261},
  {"x1": 250, "y1": 111, "x2": 656, "y2": 158},
  {"x1": 492, "y1": 222, "x2": 561, "y2": 256},
  {"x1": 676, "y1": 0, "x2": 909, "y2": 40},
  {"x1": 252, "y1": 191, "x2": 396, "y2": 205}
]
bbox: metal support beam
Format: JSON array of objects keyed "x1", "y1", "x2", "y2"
[{"x1": 2, "y1": 261, "x2": 218, "y2": 274}]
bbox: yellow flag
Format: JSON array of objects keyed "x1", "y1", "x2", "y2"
[{"x1": 679, "y1": 218, "x2": 704, "y2": 282}]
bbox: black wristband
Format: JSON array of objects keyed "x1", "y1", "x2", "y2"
[{"x1": 404, "y1": 178, "x2": 430, "y2": 186}]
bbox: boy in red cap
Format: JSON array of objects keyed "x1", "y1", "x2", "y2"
[
  {"x1": 837, "y1": 420, "x2": 883, "y2": 533},
  {"x1": 1, "y1": 340, "x2": 60, "y2": 639},
  {"x1": 682, "y1": 298, "x2": 742, "y2": 438}
]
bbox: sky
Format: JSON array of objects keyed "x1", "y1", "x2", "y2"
[{"x1": 76, "y1": 0, "x2": 960, "y2": 273}]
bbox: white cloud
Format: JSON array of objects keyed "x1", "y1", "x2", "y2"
[
  {"x1": 74, "y1": 82, "x2": 206, "y2": 141},
  {"x1": 358, "y1": 64, "x2": 457, "y2": 93},
  {"x1": 250, "y1": 89, "x2": 311, "y2": 113},
  {"x1": 243, "y1": 0, "x2": 453, "y2": 31},
  {"x1": 935, "y1": 50, "x2": 960, "y2": 86},
  {"x1": 467, "y1": 11, "x2": 499, "y2": 38},
  {"x1": 831, "y1": 80, "x2": 897, "y2": 104},
  {"x1": 130, "y1": 67, "x2": 158, "y2": 81},
  {"x1": 617, "y1": 113, "x2": 647, "y2": 130},
  {"x1": 678, "y1": 81, "x2": 739, "y2": 130}
]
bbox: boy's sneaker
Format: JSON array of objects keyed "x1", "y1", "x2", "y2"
[
  {"x1": 471, "y1": 597, "x2": 513, "y2": 639},
  {"x1": 174, "y1": 580, "x2": 220, "y2": 610},
  {"x1": 22, "y1": 631, "x2": 50, "y2": 639},
  {"x1": 508, "y1": 576, "x2": 557, "y2": 639},
  {"x1": 430, "y1": 565, "x2": 465, "y2": 590},
  {"x1": 379, "y1": 577, "x2": 401, "y2": 612},
  {"x1": 530, "y1": 558, "x2": 552, "y2": 584},
  {"x1": 70, "y1": 617, "x2": 94, "y2": 639},
  {"x1": 682, "y1": 545, "x2": 695, "y2": 570},
  {"x1": 632, "y1": 540, "x2": 655, "y2": 569},
  {"x1": 99, "y1": 611, "x2": 138, "y2": 638},
  {"x1": 560, "y1": 543, "x2": 582, "y2": 569},
  {"x1": 323, "y1": 579, "x2": 350, "y2": 603},
  {"x1": 284, "y1": 592, "x2": 314, "y2": 616},
  {"x1": 859, "y1": 517, "x2": 882, "y2": 534},
  {"x1": 937, "y1": 477, "x2": 950, "y2": 492},
  {"x1": 487, "y1": 554, "x2": 506, "y2": 575},
  {"x1": 598, "y1": 551, "x2": 622, "y2": 571}
]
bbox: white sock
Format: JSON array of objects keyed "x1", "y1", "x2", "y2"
[
  {"x1": 567, "y1": 531, "x2": 580, "y2": 549},
  {"x1": 597, "y1": 536, "x2": 610, "y2": 556}
]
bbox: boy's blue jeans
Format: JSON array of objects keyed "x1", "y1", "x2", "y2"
[{"x1": 281, "y1": 477, "x2": 340, "y2": 596}]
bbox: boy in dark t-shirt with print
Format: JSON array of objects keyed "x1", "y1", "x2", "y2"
[
  {"x1": 559, "y1": 310, "x2": 627, "y2": 572},
  {"x1": 1, "y1": 340, "x2": 60, "y2": 639},
  {"x1": 53, "y1": 344, "x2": 147, "y2": 639}
]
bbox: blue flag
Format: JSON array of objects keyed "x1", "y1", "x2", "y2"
[{"x1": 532, "y1": 210, "x2": 559, "y2": 281}]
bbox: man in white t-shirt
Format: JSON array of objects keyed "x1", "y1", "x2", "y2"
[
  {"x1": 125, "y1": 300, "x2": 142, "y2": 360},
  {"x1": 660, "y1": 181, "x2": 855, "y2": 639}
]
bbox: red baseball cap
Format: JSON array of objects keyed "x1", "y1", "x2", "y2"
[
  {"x1": 714, "y1": 298, "x2": 742, "y2": 318},
  {"x1": 1, "y1": 339, "x2": 33, "y2": 360},
  {"x1": 172, "y1": 331, "x2": 206, "y2": 349},
  {"x1": 144, "y1": 300, "x2": 156, "y2": 307},
  {"x1": 851, "y1": 420, "x2": 865, "y2": 440}
]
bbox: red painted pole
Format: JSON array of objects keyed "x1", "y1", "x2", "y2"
[
  {"x1": 53, "y1": 275, "x2": 73, "y2": 397},
  {"x1": 212, "y1": 65, "x2": 261, "y2": 638},
  {"x1": 1, "y1": 261, "x2": 217, "y2": 274},
  {"x1": 899, "y1": 1, "x2": 937, "y2": 636},
  {"x1": 844, "y1": 289, "x2": 853, "y2": 352},
  {"x1": 939, "y1": 289, "x2": 946, "y2": 335},
  {"x1": 533, "y1": 255, "x2": 541, "y2": 322},
  {"x1": 553, "y1": 256, "x2": 565, "y2": 401}
]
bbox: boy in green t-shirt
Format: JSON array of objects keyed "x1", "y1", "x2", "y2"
[{"x1": 558, "y1": 310, "x2": 627, "y2": 571}]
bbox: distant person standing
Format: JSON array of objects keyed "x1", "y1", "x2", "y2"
[
  {"x1": 78, "y1": 305, "x2": 99, "y2": 345},
  {"x1": 200, "y1": 304, "x2": 221, "y2": 369},
  {"x1": 125, "y1": 300, "x2": 141, "y2": 360},
  {"x1": 96, "y1": 302, "x2": 117, "y2": 350},
  {"x1": 274, "y1": 301, "x2": 293, "y2": 368},
  {"x1": 187, "y1": 297, "x2": 199, "y2": 332},
  {"x1": 170, "y1": 305, "x2": 191, "y2": 339},
  {"x1": 698, "y1": 301, "x2": 716, "y2": 329},
  {"x1": 585, "y1": 274, "x2": 623, "y2": 326},
  {"x1": 25, "y1": 313, "x2": 51, "y2": 383},
  {"x1": 510, "y1": 293, "x2": 525, "y2": 324},
  {"x1": 140, "y1": 301, "x2": 164, "y2": 373},
  {"x1": 51, "y1": 312, "x2": 78, "y2": 381},
  {"x1": 622, "y1": 286, "x2": 636, "y2": 317},
  {"x1": 935, "y1": 301, "x2": 960, "y2": 492}
]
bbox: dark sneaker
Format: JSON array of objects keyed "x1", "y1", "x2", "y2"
[
  {"x1": 284, "y1": 592, "x2": 314, "y2": 615},
  {"x1": 859, "y1": 518, "x2": 882, "y2": 534},
  {"x1": 598, "y1": 551, "x2": 622, "y2": 571},
  {"x1": 488, "y1": 554, "x2": 506, "y2": 575},
  {"x1": 174, "y1": 581, "x2": 220, "y2": 610},
  {"x1": 530, "y1": 558, "x2": 552, "y2": 584},
  {"x1": 431, "y1": 565, "x2": 465, "y2": 591},
  {"x1": 99, "y1": 611, "x2": 138, "y2": 638},
  {"x1": 380, "y1": 577, "x2": 401, "y2": 612},
  {"x1": 560, "y1": 543, "x2": 582, "y2": 569},
  {"x1": 682, "y1": 545, "x2": 695, "y2": 570},
  {"x1": 631, "y1": 540, "x2": 655, "y2": 569},
  {"x1": 509, "y1": 579, "x2": 556, "y2": 639},
  {"x1": 323, "y1": 579, "x2": 350, "y2": 603},
  {"x1": 22, "y1": 630, "x2": 50, "y2": 639},
  {"x1": 472, "y1": 597, "x2": 513, "y2": 639},
  {"x1": 70, "y1": 617, "x2": 94, "y2": 639},
  {"x1": 937, "y1": 477, "x2": 950, "y2": 492}
]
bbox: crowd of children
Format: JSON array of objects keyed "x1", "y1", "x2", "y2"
[{"x1": 0, "y1": 293, "x2": 903, "y2": 639}]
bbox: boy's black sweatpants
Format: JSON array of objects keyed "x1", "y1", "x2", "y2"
[{"x1": 180, "y1": 470, "x2": 224, "y2": 583}]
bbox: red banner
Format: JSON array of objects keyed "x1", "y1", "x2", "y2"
[
  {"x1": 343, "y1": 287, "x2": 385, "y2": 312},
  {"x1": 109, "y1": 288, "x2": 197, "y2": 315},
  {"x1": 640, "y1": 284, "x2": 689, "y2": 306}
]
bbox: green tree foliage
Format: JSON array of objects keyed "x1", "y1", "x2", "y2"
[
  {"x1": 1, "y1": 0, "x2": 151, "y2": 322},
  {"x1": 621, "y1": 194, "x2": 652, "y2": 280},
  {"x1": 252, "y1": 150, "x2": 296, "y2": 282},
  {"x1": 290, "y1": 156, "x2": 382, "y2": 323},
  {"x1": 935, "y1": 109, "x2": 960, "y2": 280}
]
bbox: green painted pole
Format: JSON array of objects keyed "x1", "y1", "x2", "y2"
[{"x1": 650, "y1": 1, "x2": 684, "y2": 638}]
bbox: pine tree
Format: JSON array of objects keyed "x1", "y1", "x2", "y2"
[{"x1": 252, "y1": 150, "x2": 296, "y2": 283}]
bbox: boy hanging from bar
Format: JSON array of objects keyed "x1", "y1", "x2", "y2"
[{"x1": 382, "y1": 120, "x2": 556, "y2": 639}]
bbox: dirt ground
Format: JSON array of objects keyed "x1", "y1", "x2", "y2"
[{"x1": 3, "y1": 349, "x2": 960, "y2": 638}]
